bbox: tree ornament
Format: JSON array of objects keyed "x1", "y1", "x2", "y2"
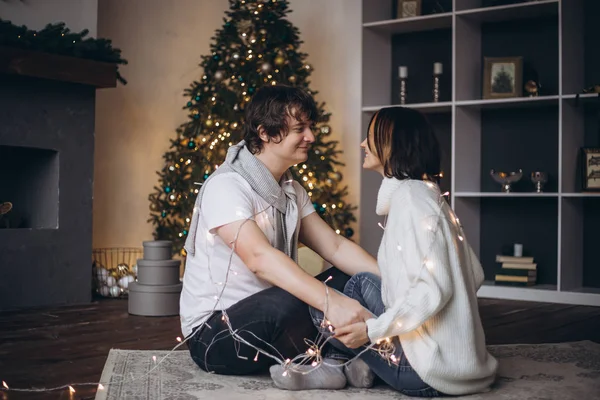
[
  {"x1": 274, "y1": 53, "x2": 285, "y2": 65},
  {"x1": 214, "y1": 71, "x2": 224, "y2": 81},
  {"x1": 344, "y1": 228, "x2": 354, "y2": 238},
  {"x1": 288, "y1": 75, "x2": 296, "y2": 83},
  {"x1": 261, "y1": 62, "x2": 272, "y2": 72},
  {"x1": 320, "y1": 125, "x2": 331, "y2": 135}
]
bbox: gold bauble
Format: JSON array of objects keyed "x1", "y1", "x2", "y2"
[
  {"x1": 117, "y1": 263, "x2": 130, "y2": 277},
  {"x1": 274, "y1": 55, "x2": 285, "y2": 65},
  {"x1": 288, "y1": 75, "x2": 297, "y2": 83}
]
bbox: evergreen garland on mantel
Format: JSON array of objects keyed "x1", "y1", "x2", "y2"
[{"x1": 0, "y1": 18, "x2": 128, "y2": 85}]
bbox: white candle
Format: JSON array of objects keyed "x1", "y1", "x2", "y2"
[
  {"x1": 434, "y1": 62, "x2": 443, "y2": 75},
  {"x1": 514, "y1": 243, "x2": 523, "y2": 257},
  {"x1": 399, "y1": 66, "x2": 407, "y2": 78}
]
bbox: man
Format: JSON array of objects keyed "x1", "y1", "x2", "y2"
[{"x1": 181, "y1": 85, "x2": 379, "y2": 376}]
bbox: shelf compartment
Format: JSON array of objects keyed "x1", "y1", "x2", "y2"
[
  {"x1": 455, "y1": 192, "x2": 558, "y2": 197},
  {"x1": 455, "y1": 0, "x2": 558, "y2": 21},
  {"x1": 455, "y1": 11, "x2": 558, "y2": 101},
  {"x1": 483, "y1": 197, "x2": 558, "y2": 285},
  {"x1": 454, "y1": 105, "x2": 559, "y2": 193},
  {"x1": 561, "y1": 0, "x2": 600, "y2": 96},
  {"x1": 391, "y1": 28, "x2": 452, "y2": 105},
  {"x1": 362, "y1": 102, "x2": 452, "y2": 114},
  {"x1": 453, "y1": 196, "x2": 558, "y2": 287},
  {"x1": 561, "y1": 97, "x2": 599, "y2": 193},
  {"x1": 456, "y1": 95, "x2": 559, "y2": 109},
  {"x1": 560, "y1": 197, "x2": 600, "y2": 294},
  {"x1": 363, "y1": 0, "x2": 453, "y2": 24},
  {"x1": 363, "y1": 13, "x2": 453, "y2": 35}
]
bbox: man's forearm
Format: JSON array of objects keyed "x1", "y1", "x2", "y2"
[
  {"x1": 248, "y1": 249, "x2": 328, "y2": 311},
  {"x1": 329, "y1": 238, "x2": 380, "y2": 277}
]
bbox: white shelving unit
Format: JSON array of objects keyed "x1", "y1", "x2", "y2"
[{"x1": 360, "y1": 0, "x2": 600, "y2": 306}]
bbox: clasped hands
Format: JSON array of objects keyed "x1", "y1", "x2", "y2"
[{"x1": 326, "y1": 291, "x2": 374, "y2": 349}]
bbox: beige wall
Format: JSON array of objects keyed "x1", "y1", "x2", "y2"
[
  {"x1": 93, "y1": 0, "x2": 362, "y2": 249},
  {"x1": 0, "y1": 0, "x2": 98, "y2": 37}
]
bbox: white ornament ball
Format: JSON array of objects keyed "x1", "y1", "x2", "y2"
[
  {"x1": 106, "y1": 276, "x2": 117, "y2": 287},
  {"x1": 261, "y1": 62, "x2": 272, "y2": 72},
  {"x1": 118, "y1": 275, "x2": 135, "y2": 289},
  {"x1": 99, "y1": 285, "x2": 110, "y2": 297},
  {"x1": 96, "y1": 267, "x2": 109, "y2": 283},
  {"x1": 109, "y1": 286, "x2": 121, "y2": 298},
  {"x1": 215, "y1": 70, "x2": 224, "y2": 80}
]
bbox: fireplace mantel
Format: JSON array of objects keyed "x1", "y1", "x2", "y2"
[{"x1": 0, "y1": 45, "x2": 118, "y2": 88}]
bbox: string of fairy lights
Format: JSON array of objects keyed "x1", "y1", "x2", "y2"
[{"x1": 1, "y1": 180, "x2": 464, "y2": 396}]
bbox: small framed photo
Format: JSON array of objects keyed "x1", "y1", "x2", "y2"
[
  {"x1": 397, "y1": 0, "x2": 422, "y2": 18},
  {"x1": 483, "y1": 56, "x2": 523, "y2": 99},
  {"x1": 582, "y1": 148, "x2": 600, "y2": 191}
]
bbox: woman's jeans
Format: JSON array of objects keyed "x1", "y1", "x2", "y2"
[{"x1": 310, "y1": 272, "x2": 443, "y2": 397}]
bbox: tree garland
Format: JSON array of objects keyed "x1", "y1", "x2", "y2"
[{"x1": 0, "y1": 18, "x2": 128, "y2": 85}]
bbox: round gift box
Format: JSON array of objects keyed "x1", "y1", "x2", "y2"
[
  {"x1": 142, "y1": 240, "x2": 172, "y2": 261},
  {"x1": 128, "y1": 282, "x2": 182, "y2": 316},
  {"x1": 136, "y1": 259, "x2": 180, "y2": 285}
]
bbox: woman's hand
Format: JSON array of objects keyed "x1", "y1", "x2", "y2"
[
  {"x1": 326, "y1": 291, "x2": 374, "y2": 329},
  {"x1": 334, "y1": 321, "x2": 370, "y2": 349}
]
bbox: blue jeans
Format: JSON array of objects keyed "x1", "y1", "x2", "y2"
[{"x1": 310, "y1": 272, "x2": 443, "y2": 397}]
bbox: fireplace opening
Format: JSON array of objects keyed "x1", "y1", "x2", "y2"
[{"x1": 0, "y1": 145, "x2": 59, "y2": 229}]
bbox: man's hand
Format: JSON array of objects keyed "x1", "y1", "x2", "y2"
[
  {"x1": 326, "y1": 290, "x2": 374, "y2": 329},
  {"x1": 334, "y1": 321, "x2": 369, "y2": 349}
]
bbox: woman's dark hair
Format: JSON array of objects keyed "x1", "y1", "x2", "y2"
[
  {"x1": 243, "y1": 85, "x2": 318, "y2": 154},
  {"x1": 368, "y1": 106, "x2": 441, "y2": 183}
]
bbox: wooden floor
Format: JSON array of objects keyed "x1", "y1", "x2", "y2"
[{"x1": 1, "y1": 297, "x2": 599, "y2": 400}]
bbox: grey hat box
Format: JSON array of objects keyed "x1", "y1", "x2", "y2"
[
  {"x1": 142, "y1": 240, "x2": 172, "y2": 260},
  {"x1": 128, "y1": 239, "x2": 181, "y2": 317},
  {"x1": 128, "y1": 282, "x2": 182, "y2": 316},
  {"x1": 136, "y1": 259, "x2": 180, "y2": 285}
]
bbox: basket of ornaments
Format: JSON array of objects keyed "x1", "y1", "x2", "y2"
[{"x1": 92, "y1": 247, "x2": 141, "y2": 298}]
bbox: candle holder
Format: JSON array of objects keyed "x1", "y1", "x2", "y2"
[
  {"x1": 399, "y1": 78, "x2": 407, "y2": 104},
  {"x1": 398, "y1": 66, "x2": 408, "y2": 105},
  {"x1": 432, "y1": 62, "x2": 443, "y2": 102}
]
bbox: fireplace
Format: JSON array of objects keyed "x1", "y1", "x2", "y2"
[{"x1": 0, "y1": 47, "x2": 117, "y2": 310}]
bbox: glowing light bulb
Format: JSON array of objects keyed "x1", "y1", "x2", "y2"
[
  {"x1": 152, "y1": 356, "x2": 157, "y2": 363},
  {"x1": 458, "y1": 235, "x2": 464, "y2": 241},
  {"x1": 176, "y1": 337, "x2": 182, "y2": 342},
  {"x1": 98, "y1": 384, "x2": 105, "y2": 390},
  {"x1": 3, "y1": 381, "x2": 8, "y2": 389},
  {"x1": 69, "y1": 386, "x2": 76, "y2": 393}
]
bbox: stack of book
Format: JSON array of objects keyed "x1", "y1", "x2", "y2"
[{"x1": 494, "y1": 255, "x2": 537, "y2": 286}]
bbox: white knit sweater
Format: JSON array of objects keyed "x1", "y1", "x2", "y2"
[{"x1": 365, "y1": 178, "x2": 498, "y2": 395}]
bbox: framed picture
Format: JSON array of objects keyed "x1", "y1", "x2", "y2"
[
  {"x1": 582, "y1": 148, "x2": 600, "y2": 191},
  {"x1": 397, "y1": 0, "x2": 422, "y2": 18},
  {"x1": 483, "y1": 56, "x2": 523, "y2": 99}
]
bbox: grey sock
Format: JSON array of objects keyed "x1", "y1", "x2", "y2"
[
  {"x1": 344, "y1": 358, "x2": 375, "y2": 388},
  {"x1": 270, "y1": 358, "x2": 346, "y2": 390}
]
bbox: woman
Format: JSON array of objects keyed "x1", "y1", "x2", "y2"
[{"x1": 270, "y1": 106, "x2": 498, "y2": 397}]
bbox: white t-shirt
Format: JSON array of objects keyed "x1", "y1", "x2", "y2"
[{"x1": 180, "y1": 172, "x2": 315, "y2": 338}]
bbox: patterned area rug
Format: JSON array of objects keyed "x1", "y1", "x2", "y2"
[{"x1": 95, "y1": 341, "x2": 600, "y2": 400}]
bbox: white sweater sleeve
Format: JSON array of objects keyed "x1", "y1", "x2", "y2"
[{"x1": 365, "y1": 196, "x2": 454, "y2": 342}]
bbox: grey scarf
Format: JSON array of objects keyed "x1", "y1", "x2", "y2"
[{"x1": 184, "y1": 140, "x2": 299, "y2": 262}]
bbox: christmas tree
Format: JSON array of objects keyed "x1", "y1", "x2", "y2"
[
  {"x1": 148, "y1": 0, "x2": 356, "y2": 255},
  {"x1": 492, "y1": 66, "x2": 514, "y2": 94}
]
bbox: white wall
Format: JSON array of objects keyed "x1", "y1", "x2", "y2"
[
  {"x1": 0, "y1": 0, "x2": 98, "y2": 37},
  {"x1": 93, "y1": 0, "x2": 362, "y2": 249}
]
